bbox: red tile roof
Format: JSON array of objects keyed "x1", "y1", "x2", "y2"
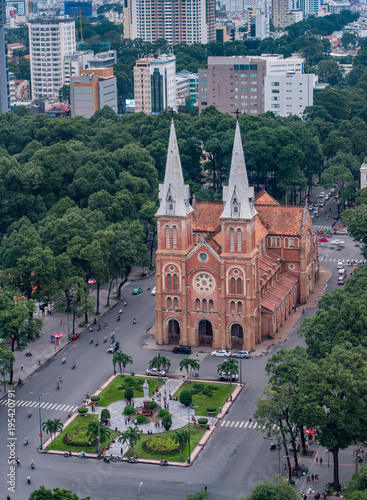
[
  {"x1": 255, "y1": 189, "x2": 280, "y2": 206},
  {"x1": 257, "y1": 205, "x2": 304, "y2": 236},
  {"x1": 193, "y1": 202, "x2": 223, "y2": 232}
]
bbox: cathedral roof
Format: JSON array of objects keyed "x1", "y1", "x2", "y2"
[
  {"x1": 256, "y1": 205, "x2": 304, "y2": 236},
  {"x1": 193, "y1": 202, "x2": 223, "y2": 232},
  {"x1": 255, "y1": 189, "x2": 280, "y2": 206},
  {"x1": 221, "y1": 121, "x2": 257, "y2": 220},
  {"x1": 156, "y1": 120, "x2": 192, "y2": 218}
]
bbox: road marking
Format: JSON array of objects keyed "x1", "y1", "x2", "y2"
[
  {"x1": 253, "y1": 422, "x2": 257, "y2": 429},
  {"x1": 239, "y1": 421, "x2": 244, "y2": 428},
  {"x1": 234, "y1": 422, "x2": 239, "y2": 428},
  {"x1": 225, "y1": 421, "x2": 230, "y2": 427},
  {"x1": 221, "y1": 421, "x2": 225, "y2": 427},
  {"x1": 249, "y1": 422, "x2": 253, "y2": 428},
  {"x1": 59, "y1": 404, "x2": 66, "y2": 411},
  {"x1": 24, "y1": 401, "x2": 32, "y2": 407},
  {"x1": 54, "y1": 404, "x2": 63, "y2": 411},
  {"x1": 244, "y1": 422, "x2": 249, "y2": 428},
  {"x1": 230, "y1": 421, "x2": 235, "y2": 427}
]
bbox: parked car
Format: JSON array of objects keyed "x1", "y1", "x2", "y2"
[
  {"x1": 319, "y1": 192, "x2": 325, "y2": 197},
  {"x1": 146, "y1": 367, "x2": 167, "y2": 376},
  {"x1": 232, "y1": 350, "x2": 250, "y2": 359},
  {"x1": 219, "y1": 372, "x2": 239, "y2": 381},
  {"x1": 132, "y1": 287, "x2": 143, "y2": 295},
  {"x1": 334, "y1": 229, "x2": 348, "y2": 235},
  {"x1": 338, "y1": 276, "x2": 345, "y2": 285},
  {"x1": 106, "y1": 341, "x2": 120, "y2": 353},
  {"x1": 172, "y1": 345, "x2": 192, "y2": 354},
  {"x1": 211, "y1": 350, "x2": 231, "y2": 357},
  {"x1": 151, "y1": 286, "x2": 156, "y2": 295},
  {"x1": 324, "y1": 194, "x2": 329, "y2": 200}
]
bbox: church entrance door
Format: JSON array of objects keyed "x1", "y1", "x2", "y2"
[
  {"x1": 231, "y1": 323, "x2": 243, "y2": 349},
  {"x1": 198, "y1": 320, "x2": 213, "y2": 346},
  {"x1": 168, "y1": 319, "x2": 180, "y2": 343}
]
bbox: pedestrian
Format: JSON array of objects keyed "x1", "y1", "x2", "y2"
[
  {"x1": 204, "y1": 486, "x2": 207, "y2": 492},
  {"x1": 125, "y1": 417, "x2": 127, "y2": 425},
  {"x1": 60, "y1": 318, "x2": 63, "y2": 325},
  {"x1": 320, "y1": 457, "x2": 323, "y2": 465},
  {"x1": 249, "y1": 416, "x2": 252, "y2": 423},
  {"x1": 127, "y1": 417, "x2": 130, "y2": 423},
  {"x1": 315, "y1": 456, "x2": 318, "y2": 464},
  {"x1": 311, "y1": 473, "x2": 314, "y2": 482},
  {"x1": 120, "y1": 448, "x2": 123, "y2": 455},
  {"x1": 20, "y1": 363, "x2": 23, "y2": 371},
  {"x1": 16, "y1": 458, "x2": 20, "y2": 467},
  {"x1": 167, "y1": 402, "x2": 169, "y2": 410},
  {"x1": 164, "y1": 389, "x2": 166, "y2": 396}
]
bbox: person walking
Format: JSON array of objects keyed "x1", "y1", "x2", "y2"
[
  {"x1": 320, "y1": 457, "x2": 323, "y2": 465},
  {"x1": 20, "y1": 363, "x2": 23, "y2": 371}
]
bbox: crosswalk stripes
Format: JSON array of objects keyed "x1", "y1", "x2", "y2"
[
  {"x1": 0, "y1": 398, "x2": 78, "y2": 413},
  {"x1": 219, "y1": 419, "x2": 279, "y2": 430}
]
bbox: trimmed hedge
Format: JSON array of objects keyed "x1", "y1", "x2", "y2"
[
  {"x1": 78, "y1": 407, "x2": 88, "y2": 415},
  {"x1": 179, "y1": 390, "x2": 192, "y2": 406},
  {"x1": 125, "y1": 387, "x2": 134, "y2": 401},
  {"x1": 162, "y1": 415, "x2": 172, "y2": 430},
  {"x1": 123, "y1": 405, "x2": 136, "y2": 416},
  {"x1": 198, "y1": 418, "x2": 208, "y2": 426},
  {"x1": 63, "y1": 428, "x2": 91, "y2": 447},
  {"x1": 206, "y1": 407, "x2": 216, "y2": 414},
  {"x1": 101, "y1": 409, "x2": 110, "y2": 422},
  {"x1": 136, "y1": 413, "x2": 147, "y2": 424},
  {"x1": 116, "y1": 377, "x2": 143, "y2": 392},
  {"x1": 142, "y1": 436, "x2": 180, "y2": 455},
  {"x1": 90, "y1": 396, "x2": 100, "y2": 402}
]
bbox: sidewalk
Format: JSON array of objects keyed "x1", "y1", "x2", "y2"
[{"x1": 2, "y1": 265, "x2": 151, "y2": 392}]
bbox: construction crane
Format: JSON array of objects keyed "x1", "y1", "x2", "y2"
[{"x1": 79, "y1": 7, "x2": 84, "y2": 43}]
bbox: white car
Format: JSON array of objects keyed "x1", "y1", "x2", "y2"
[
  {"x1": 324, "y1": 194, "x2": 329, "y2": 200},
  {"x1": 146, "y1": 368, "x2": 167, "y2": 376},
  {"x1": 319, "y1": 192, "x2": 325, "y2": 197},
  {"x1": 211, "y1": 350, "x2": 231, "y2": 358},
  {"x1": 334, "y1": 229, "x2": 348, "y2": 235},
  {"x1": 232, "y1": 350, "x2": 250, "y2": 359},
  {"x1": 151, "y1": 286, "x2": 156, "y2": 295},
  {"x1": 219, "y1": 372, "x2": 239, "y2": 381},
  {"x1": 333, "y1": 240, "x2": 345, "y2": 246},
  {"x1": 337, "y1": 262, "x2": 344, "y2": 269}
]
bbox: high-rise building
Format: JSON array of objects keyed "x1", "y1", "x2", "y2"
[
  {"x1": 123, "y1": 0, "x2": 215, "y2": 44},
  {"x1": 198, "y1": 56, "x2": 266, "y2": 116},
  {"x1": 249, "y1": 14, "x2": 270, "y2": 40},
  {"x1": 29, "y1": 17, "x2": 76, "y2": 99},
  {"x1": 134, "y1": 54, "x2": 176, "y2": 115},
  {"x1": 272, "y1": 0, "x2": 289, "y2": 28},
  {"x1": 298, "y1": 0, "x2": 320, "y2": 16},
  {"x1": 70, "y1": 67, "x2": 118, "y2": 118},
  {"x1": 64, "y1": 1, "x2": 92, "y2": 17},
  {"x1": 0, "y1": 0, "x2": 9, "y2": 112}
]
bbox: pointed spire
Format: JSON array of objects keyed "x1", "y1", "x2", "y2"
[
  {"x1": 156, "y1": 119, "x2": 192, "y2": 217},
  {"x1": 221, "y1": 121, "x2": 257, "y2": 220}
]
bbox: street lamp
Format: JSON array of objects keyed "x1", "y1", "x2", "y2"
[
  {"x1": 137, "y1": 481, "x2": 143, "y2": 500},
  {"x1": 188, "y1": 406, "x2": 191, "y2": 465},
  {"x1": 30, "y1": 392, "x2": 47, "y2": 450}
]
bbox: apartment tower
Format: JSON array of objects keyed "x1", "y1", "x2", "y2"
[
  {"x1": 0, "y1": 0, "x2": 9, "y2": 111},
  {"x1": 29, "y1": 17, "x2": 76, "y2": 99}
]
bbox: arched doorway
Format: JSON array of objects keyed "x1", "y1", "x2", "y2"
[
  {"x1": 168, "y1": 319, "x2": 180, "y2": 343},
  {"x1": 231, "y1": 323, "x2": 243, "y2": 349},
  {"x1": 198, "y1": 320, "x2": 213, "y2": 346}
]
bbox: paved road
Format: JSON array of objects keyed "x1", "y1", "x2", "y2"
[{"x1": 0, "y1": 194, "x2": 363, "y2": 500}]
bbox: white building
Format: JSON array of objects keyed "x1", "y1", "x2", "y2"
[
  {"x1": 264, "y1": 71, "x2": 317, "y2": 117},
  {"x1": 134, "y1": 54, "x2": 176, "y2": 115},
  {"x1": 29, "y1": 17, "x2": 76, "y2": 99},
  {"x1": 260, "y1": 54, "x2": 305, "y2": 75},
  {"x1": 249, "y1": 14, "x2": 270, "y2": 39},
  {"x1": 64, "y1": 50, "x2": 93, "y2": 85},
  {"x1": 360, "y1": 163, "x2": 367, "y2": 190},
  {"x1": 299, "y1": 0, "x2": 320, "y2": 16}
]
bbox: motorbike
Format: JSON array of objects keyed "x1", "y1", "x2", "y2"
[
  {"x1": 25, "y1": 350, "x2": 32, "y2": 357},
  {"x1": 160, "y1": 459, "x2": 168, "y2": 466},
  {"x1": 270, "y1": 443, "x2": 276, "y2": 450},
  {"x1": 72, "y1": 362, "x2": 76, "y2": 370},
  {"x1": 104, "y1": 322, "x2": 107, "y2": 328},
  {"x1": 117, "y1": 315, "x2": 120, "y2": 322},
  {"x1": 56, "y1": 382, "x2": 60, "y2": 390},
  {"x1": 127, "y1": 456, "x2": 137, "y2": 463},
  {"x1": 119, "y1": 309, "x2": 122, "y2": 314},
  {"x1": 133, "y1": 318, "x2": 136, "y2": 325},
  {"x1": 17, "y1": 378, "x2": 22, "y2": 387},
  {"x1": 104, "y1": 455, "x2": 110, "y2": 463},
  {"x1": 124, "y1": 302, "x2": 127, "y2": 306},
  {"x1": 79, "y1": 452, "x2": 87, "y2": 459},
  {"x1": 103, "y1": 336, "x2": 107, "y2": 343},
  {"x1": 24, "y1": 437, "x2": 28, "y2": 446},
  {"x1": 90, "y1": 338, "x2": 94, "y2": 344},
  {"x1": 97, "y1": 324, "x2": 101, "y2": 331},
  {"x1": 27, "y1": 475, "x2": 31, "y2": 484},
  {"x1": 61, "y1": 357, "x2": 66, "y2": 364},
  {"x1": 64, "y1": 451, "x2": 72, "y2": 457},
  {"x1": 28, "y1": 410, "x2": 32, "y2": 418},
  {"x1": 31, "y1": 461, "x2": 35, "y2": 470},
  {"x1": 95, "y1": 340, "x2": 99, "y2": 347}
]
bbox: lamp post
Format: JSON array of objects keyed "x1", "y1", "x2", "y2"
[
  {"x1": 188, "y1": 406, "x2": 191, "y2": 465},
  {"x1": 30, "y1": 392, "x2": 47, "y2": 450},
  {"x1": 137, "y1": 481, "x2": 143, "y2": 500}
]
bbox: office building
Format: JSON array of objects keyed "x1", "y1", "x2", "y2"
[
  {"x1": 64, "y1": 50, "x2": 93, "y2": 84},
  {"x1": 226, "y1": 0, "x2": 244, "y2": 11},
  {"x1": 299, "y1": 0, "x2": 320, "y2": 16},
  {"x1": 134, "y1": 54, "x2": 176, "y2": 115},
  {"x1": 262, "y1": 54, "x2": 304, "y2": 75},
  {"x1": 29, "y1": 17, "x2": 76, "y2": 99},
  {"x1": 86, "y1": 50, "x2": 117, "y2": 68},
  {"x1": 70, "y1": 67, "x2": 118, "y2": 118},
  {"x1": 64, "y1": 1, "x2": 92, "y2": 17},
  {"x1": 123, "y1": 0, "x2": 215, "y2": 45},
  {"x1": 249, "y1": 14, "x2": 270, "y2": 39},
  {"x1": 264, "y1": 71, "x2": 316, "y2": 117},
  {"x1": 176, "y1": 70, "x2": 198, "y2": 97},
  {"x1": 285, "y1": 9, "x2": 303, "y2": 24},
  {"x1": 198, "y1": 56, "x2": 266, "y2": 115},
  {"x1": 0, "y1": 0, "x2": 10, "y2": 112},
  {"x1": 272, "y1": 0, "x2": 289, "y2": 27}
]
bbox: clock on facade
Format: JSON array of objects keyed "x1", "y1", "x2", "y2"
[
  {"x1": 199, "y1": 252, "x2": 208, "y2": 263},
  {"x1": 193, "y1": 272, "x2": 215, "y2": 294}
]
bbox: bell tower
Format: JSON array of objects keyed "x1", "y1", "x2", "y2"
[{"x1": 155, "y1": 119, "x2": 193, "y2": 345}]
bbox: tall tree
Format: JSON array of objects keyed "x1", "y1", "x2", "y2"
[
  {"x1": 117, "y1": 426, "x2": 141, "y2": 455},
  {"x1": 112, "y1": 351, "x2": 133, "y2": 376}
]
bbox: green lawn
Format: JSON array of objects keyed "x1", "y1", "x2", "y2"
[
  {"x1": 129, "y1": 425, "x2": 206, "y2": 462},
  {"x1": 49, "y1": 414, "x2": 119, "y2": 453},
  {"x1": 96, "y1": 375, "x2": 163, "y2": 406},
  {"x1": 175, "y1": 382, "x2": 236, "y2": 416}
]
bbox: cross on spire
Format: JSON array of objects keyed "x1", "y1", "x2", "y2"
[{"x1": 234, "y1": 109, "x2": 240, "y2": 120}]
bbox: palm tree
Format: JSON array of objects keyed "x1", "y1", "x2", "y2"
[
  {"x1": 179, "y1": 358, "x2": 200, "y2": 383},
  {"x1": 217, "y1": 358, "x2": 239, "y2": 385},
  {"x1": 174, "y1": 430, "x2": 190, "y2": 459},
  {"x1": 88, "y1": 421, "x2": 111, "y2": 452},
  {"x1": 42, "y1": 418, "x2": 63, "y2": 447},
  {"x1": 149, "y1": 353, "x2": 171, "y2": 373},
  {"x1": 117, "y1": 426, "x2": 141, "y2": 456},
  {"x1": 113, "y1": 351, "x2": 133, "y2": 376}
]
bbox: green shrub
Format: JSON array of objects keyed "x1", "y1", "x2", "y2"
[
  {"x1": 90, "y1": 396, "x2": 100, "y2": 402},
  {"x1": 63, "y1": 428, "x2": 91, "y2": 447},
  {"x1": 190, "y1": 383, "x2": 204, "y2": 395},
  {"x1": 206, "y1": 407, "x2": 216, "y2": 414},
  {"x1": 117, "y1": 377, "x2": 144, "y2": 392},
  {"x1": 162, "y1": 415, "x2": 172, "y2": 430},
  {"x1": 125, "y1": 387, "x2": 134, "y2": 401},
  {"x1": 158, "y1": 409, "x2": 171, "y2": 419},
  {"x1": 100, "y1": 409, "x2": 110, "y2": 422},
  {"x1": 142, "y1": 436, "x2": 180, "y2": 455},
  {"x1": 123, "y1": 405, "x2": 136, "y2": 416},
  {"x1": 150, "y1": 401, "x2": 158, "y2": 410},
  {"x1": 136, "y1": 413, "x2": 147, "y2": 424},
  {"x1": 202, "y1": 387, "x2": 213, "y2": 397},
  {"x1": 179, "y1": 390, "x2": 192, "y2": 406},
  {"x1": 198, "y1": 418, "x2": 208, "y2": 426},
  {"x1": 78, "y1": 407, "x2": 88, "y2": 415}
]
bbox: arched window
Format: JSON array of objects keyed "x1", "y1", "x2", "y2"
[
  {"x1": 202, "y1": 299, "x2": 207, "y2": 311},
  {"x1": 173, "y1": 274, "x2": 178, "y2": 291},
  {"x1": 167, "y1": 274, "x2": 172, "y2": 291},
  {"x1": 230, "y1": 228, "x2": 235, "y2": 252},
  {"x1": 237, "y1": 228, "x2": 242, "y2": 252},
  {"x1": 167, "y1": 297, "x2": 172, "y2": 309},
  {"x1": 172, "y1": 226, "x2": 177, "y2": 248},
  {"x1": 174, "y1": 297, "x2": 178, "y2": 309},
  {"x1": 237, "y1": 301, "x2": 242, "y2": 313},
  {"x1": 230, "y1": 301, "x2": 236, "y2": 313},
  {"x1": 237, "y1": 278, "x2": 242, "y2": 294},
  {"x1": 289, "y1": 238, "x2": 294, "y2": 248},
  {"x1": 209, "y1": 299, "x2": 214, "y2": 311},
  {"x1": 231, "y1": 277, "x2": 236, "y2": 294},
  {"x1": 165, "y1": 225, "x2": 170, "y2": 249},
  {"x1": 195, "y1": 298, "x2": 200, "y2": 311}
]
